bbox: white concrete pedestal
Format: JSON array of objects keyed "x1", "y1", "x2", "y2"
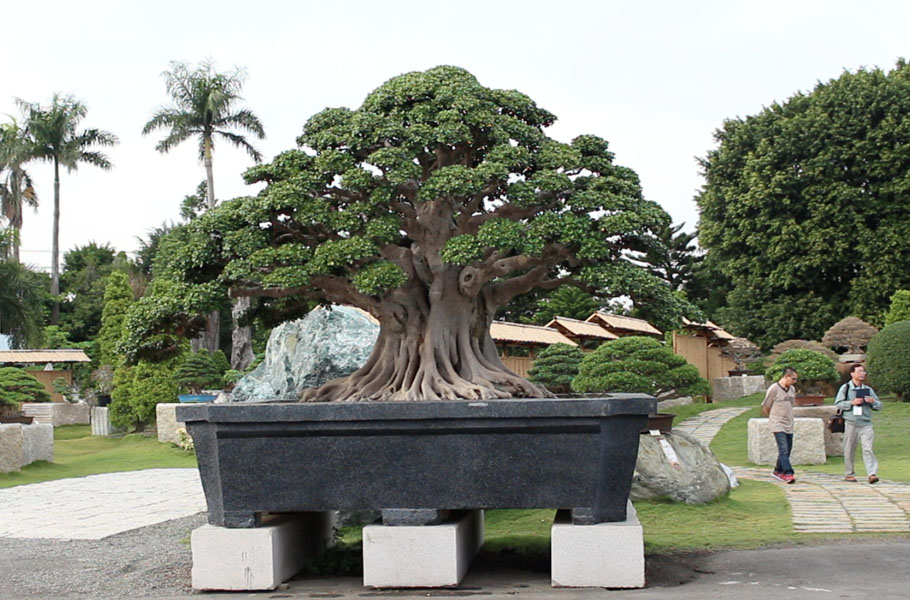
[
  {"x1": 362, "y1": 509, "x2": 484, "y2": 588},
  {"x1": 551, "y1": 502, "x2": 644, "y2": 588},
  {"x1": 191, "y1": 512, "x2": 335, "y2": 591},
  {"x1": 747, "y1": 417, "x2": 827, "y2": 465}
]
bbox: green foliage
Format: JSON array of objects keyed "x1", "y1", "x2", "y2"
[
  {"x1": 696, "y1": 61, "x2": 910, "y2": 348},
  {"x1": 527, "y1": 343, "x2": 584, "y2": 392},
  {"x1": 97, "y1": 271, "x2": 133, "y2": 366},
  {"x1": 0, "y1": 259, "x2": 47, "y2": 346},
  {"x1": 766, "y1": 338, "x2": 838, "y2": 365},
  {"x1": 57, "y1": 242, "x2": 120, "y2": 344},
  {"x1": 526, "y1": 286, "x2": 599, "y2": 324},
  {"x1": 51, "y1": 377, "x2": 77, "y2": 402},
  {"x1": 174, "y1": 350, "x2": 226, "y2": 394},
  {"x1": 109, "y1": 358, "x2": 180, "y2": 431},
  {"x1": 884, "y1": 290, "x2": 910, "y2": 326},
  {"x1": 571, "y1": 336, "x2": 710, "y2": 397},
  {"x1": 866, "y1": 320, "x2": 910, "y2": 401},
  {"x1": 765, "y1": 349, "x2": 838, "y2": 393},
  {"x1": 0, "y1": 367, "x2": 51, "y2": 408}
]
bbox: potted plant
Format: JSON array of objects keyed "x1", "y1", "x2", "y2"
[
  {"x1": 174, "y1": 351, "x2": 223, "y2": 403},
  {"x1": 0, "y1": 367, "x2": 51, "y2": 423},
  {"x1": 91, "y1": 366, "x2": 115, "y2": 407},
  {"x1": 765, "y1": 349, "x2": 839, "y2": 405}
]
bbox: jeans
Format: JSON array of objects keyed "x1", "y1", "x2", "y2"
[{"x1": 773, "y1": 431, "x2": 794, "y2": 475}]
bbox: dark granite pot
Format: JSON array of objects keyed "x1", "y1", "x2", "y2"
[{"x1": 177, "y1": 394, "x2": 655, "y2": 528}]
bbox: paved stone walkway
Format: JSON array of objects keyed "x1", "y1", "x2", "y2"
[
  {"x1": 676, "y1": 406, "x2": 910, "y2": 534},
  {"x1": 0, "y1": 468, "x2": 205, "y2": 540},
  {"x1": 673, "y1": 406, "x2": 750, "y2": 445}
]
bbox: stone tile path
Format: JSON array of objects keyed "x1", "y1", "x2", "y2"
[
  {"x1": 677, "y1": 406, "x2": 910, "y2": 534},
  {"x1": 0, "y1": 468, "x2": 205, "y2": 540},
  {"x1": 673, "y1": 406, "x2": 750, "y2": 445}
]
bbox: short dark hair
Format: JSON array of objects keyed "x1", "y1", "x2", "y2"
[
  {"x1": 849, "y1": 363, "x2": 866, "y2": 374},
  {"x1": 782, "y1": 367, "x2": 798, "y2": 377}
]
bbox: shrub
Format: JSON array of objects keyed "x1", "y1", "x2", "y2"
[
  {"x1": 884, "y1": 290, "x2": 910, "y2": 326},
  {"x1": 765, "y1": 349, "x2": 838, "y2": 395},
  {"x1": 821, "y1": 316, "x2": 878, "y2": 353},
  {"x1": 174, "y1": 350, "x2": 226, "y2": 394},
  {"x1": 766, "y1": 339, "x2": 838, "y2": 364},
  {"x1": 866, "y1": 320, "x2": 910, "y2": 401},
  {"x1": 110, "y1": 359, "x2": 179, "y2": 431},
  {"x1": 97, "y1": 271, "x2": 134, "y2": 367},
  {"x1": 0, "y1": 367, "x2": 51, "y2": 410},
  {"x1": 571, "y1": 336, "x2": 710, "y2": 398},
  {"x1": 527, "y1": 343, "x2": 585, "y2": 393}
]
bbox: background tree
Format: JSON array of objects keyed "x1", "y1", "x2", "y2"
[
  {"x1": 142, "y1": 59, "x2": 265, "y2": 362},
  {"x1": 696, "y1": 60, "x2": 910, "y2": 348},
  {"x1": 527, "y1": 286, "x2": 600, "y2": 324},
  {"x1": 18, "y1": 94, "x2": 117, "y2": 323},
  {"x1": 0, "y1": 118, "x2": 39, "y2": 263},
  {"x1": 527, "y1": 343, "x2": 585, "y2": 393},
  {"x1": 110, "y1": 358, "x2": 180, "y2": 431},
  {"x1": 0, "y1": 259, "x2": 46, "y2": 347},
  {"x1": 123, "y1": 66, "x2": 692, "y2": 402},
  {"x1": 97, "y1": 270, "x2": 134, "y2": 366},
  {"x1": 642, "y1": 222, "x2": 700, "y2": 291},
  {"x1": 571, "y1": 336, "x2": 710, "y2": 398},
  {"x1": 57, "y1": 242, "x2": 120, "y2": 344},
  {"x1": 866, "y1": 320, "x2": 910, "y2": 401},
  {"x1": 821, "y1": 316, "x2": 878, "y2": 354},
  {"x1": 884, "y1": 290, "x2": 910, "y2": 326}
]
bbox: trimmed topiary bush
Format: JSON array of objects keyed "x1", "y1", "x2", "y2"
[
  {"x1": 884, "y1": 290, "x2": 910, "y2": 326},
  {"x1": 110, "y1": 359, "x2": 180, "y2": 431},
  {"x1": 866, "y1": 320, "x2": 910, "y2": 401},
  {"x1": 0, "y1": 367, "x2": 51, "y2": 412},
  {"x1": 571, "y1": 336, "x2": 710, "y2": 398},
  {"x1": 766, "y1": 339, "x2": 838, "y2": 364},
  {"x1": 528, "y1": 343, "x2": 585, "y2": 393},
  {"x1": 765, "y1": 349, "x2": 838, "y2": 395},
  {"x1": 174, "y1": 350, "x2": 226, "y2": 394}
]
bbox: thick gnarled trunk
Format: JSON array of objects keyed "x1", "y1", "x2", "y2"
[{"x1": 301, "y1": 271, "x2": 550, "y2": 402}]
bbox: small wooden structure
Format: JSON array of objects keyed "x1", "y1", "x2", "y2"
[
  {"x1": 672, "y1": 319, "x2": 738, "y2": 382},
  {"x1": 0, "y1": 349, "x2": 91, "y2": 402},
  {"x1": 544, "y1": 316, "x2": 618, "y2": 349},
  {"x1": 585, "y1": 312, "x2": 663, "y2": 338},
  {"x1": 489, "y1": 321, "x2": 577, "y2": 378}
]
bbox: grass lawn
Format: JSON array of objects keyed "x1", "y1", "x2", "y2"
[{"x1": 0, "y1": 424, "x2": 196, "y2": 489}]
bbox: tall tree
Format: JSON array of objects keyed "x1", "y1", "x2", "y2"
[
  {"x1": 18, "y1": 94, "x2": 117, "y2": 323},
  {"x1": 142, "y1": 59, "x2": 265, "y2": 364},
  {"x1": 0, "y1": 258, "x2": 47, "y2": 347},
  {"x1": 122, "y1": 66, "x2": 690, "y2": 402},
  {"x1": 642, "y1": 222, "x2": 700, "y2": 291},
  {"x1": 0, "y1": 118, "x2": 39, "y2": 263},
  {"x1": 696, "y1": 60, "x2": 910, "y2": 348}
]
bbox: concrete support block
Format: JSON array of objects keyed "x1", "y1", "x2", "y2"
[
  {"x1": 712, "y1": 375, "x2": 767, "y2": 402},
  {"x1": 747, "y1": 417, "x2": 827, "y2": 465},
  {"x1": 551, "y1": 501, "x2": 644, "y2": 588},
  {"x1": 0, "y1": 424, "x2": 25, "y2": 473},
  {"x1": 156, "y1": 403, "x2": 182, "y2": 445},
  {"x1": 21, "y1": 422, "x2": 53, "y2": 464},
  {"x1": 363, "y1": 509, "x2": 484, "y2": 588},
  {"x1": 793, "y1": 406, "x2": 844, "y2": 456},
  {"x1": 191, "y1": 512, "x2": 335, "y2": 591}
]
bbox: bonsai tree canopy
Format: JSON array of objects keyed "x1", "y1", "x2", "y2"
[
  {"x1": 821, "y1": 316, "x2": 878, "y2": 354},
  {"x1": 720, "y1": 337, "x2": 759, "y2": 372},
  {"x1": 124, "y1": 66, "x2": 682, "y2": 402},
  {"x1": 765, "y1": 348, "x2": 838, "y2": 395},
  {"x1": 0, "y1": 367, "x2": 51, "y2": 413}
]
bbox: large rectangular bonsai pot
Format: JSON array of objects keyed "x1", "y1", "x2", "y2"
[{"x1": 177, "y1": 395, "x2": 655, "y2": 528}]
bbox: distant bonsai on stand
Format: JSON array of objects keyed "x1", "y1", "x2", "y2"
[
  {"x1": 821, "y1": 316, "x2": 878, "y2": 354},
  {"x1": 528, "y1": 343, "x2": 585, "y2": 394},
  {"x1": 0, "y1": 367, "x2": 51, "y2": 417},
  {"x1": 174, "y1": 350, "x2": 225, "y2": 395}
]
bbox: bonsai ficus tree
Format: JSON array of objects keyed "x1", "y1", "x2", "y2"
[
  {"x1": 0, "y1": 367, "x2": 51, "y2": 415},
  {"x1": 765, "y1": 349, "x2": 838, "y2": 395},
  {"x1": 527, "y1": 343, "x2": 585, "y2": 393},
  {"x1": 821, "y1": 316, "x2": 878, "y2": 354},
  {"x1": 571, "y1": 336, "x2": 711, "y2": 398},
  {"x1": 123, "y1": 66, "x2": 687, "y2": 402}
]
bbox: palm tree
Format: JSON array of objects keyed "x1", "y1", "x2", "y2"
[
  {"x1": 0, "y1": 258, "x2": 46, "y2": 347},
  {"x1": 0, "y1": 118, "x2": 39, "y2": 263},
  {"x1": 142, "y1": 58, "x2": 265, "y2": 210},
  {"x1": 18, "y1": 94, "x2": 118, "y2": 323},
  {"x1": 142, "y1": 59, "x2": 265, "y2": 363}
]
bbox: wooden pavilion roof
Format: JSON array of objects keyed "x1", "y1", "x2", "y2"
[
  {"x1": 585, "y1": 312, "x2": 662, "y2": 336},
  {"x1": 490, "y1": 321, "x2": 578, "y2": 347},
  {"x1": 544, "y1": 316, "x2": 619, "y2": 340},
  {"x1": 0, "y1": 349, "x2": 91, "y2": 364}
]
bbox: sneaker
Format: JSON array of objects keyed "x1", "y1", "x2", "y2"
[
  {"x1": 845, "y1": 475, "x2": 857, "y2": 482},
  {"x1": 771, "y1": 471, "x2": 786, "y2": 482},
  {"x1": 783, "y1": 473, "x2": 796, "y2": 484},
  {"x1": 868, "y1": 474, "x2": 879, "y2": 484}
]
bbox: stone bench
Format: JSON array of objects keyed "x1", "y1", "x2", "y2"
[
  {"x1": 747, "y1": 417, "x2": 826, "y2": 465},
  {"x1": 793, "y1": 405, "x2": 843, "y2": 456},
  {"x1": 0, "y1": 423, "x2": 54, "y2": 473}
]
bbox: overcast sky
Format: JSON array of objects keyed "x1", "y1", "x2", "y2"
[{"x1": 3, "y1": 0, "x2": 908, "y2": 271}]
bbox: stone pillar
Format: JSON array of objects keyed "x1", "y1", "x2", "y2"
[
  {"x1": 0, "y1": 424, "x2": 25, "y2": 473},
  {"x1": 551, "y1": 501, "x2": 644, "y2": 588},
  {"x1": 91, "y1": 407, "x2": 113, "y2": 436},
  {"x1": 156, "y1": 403, "x2": 183, "y2": 445},
  {"x1": 191, "y1": 512, "x2": 335, "y2": 591},
  {"x1": 362, "y1": 509, "x2": 484, "y2": 588},
  {"x1": 22, "y1": 423, "x2": 53, "y2": 464}
]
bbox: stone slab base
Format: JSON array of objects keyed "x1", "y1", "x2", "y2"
[
  {"x1": 363, "y1": 509, "x2": 484, "y2": 588},
  {"x1": 747, "y1": 418, "x2": 826, "y2": 465},
  {"x1": 793, "y1": 406, "x2": 844, "y2": 456},
  {"x1": 156, "y1": 403, "x2": 183, "y2": 445},
  {"x1": 0, "y1": 423, "x2": 53, "y2": 472},
  {"x1": 21, "y1": 402, "x2": 90, "y2": 426},
  {"x1": 712, "y1": 375, "x2": 767, "y2": 402},
  {"x1": 551, "y1": 501, "x2": 644, "y2": 588},
  {"x1": 191, "y1": 512, "x2": 334, "y2": 591}
]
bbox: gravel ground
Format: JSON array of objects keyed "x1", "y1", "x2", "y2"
[{"x1": 0, "y1": 512, "x2": 207, "y2": 600}]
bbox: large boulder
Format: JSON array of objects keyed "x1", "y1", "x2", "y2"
[
  {"x1": 630, "y1": 430, "x2": 731, "y2": 504},
  {"x1": 231, "y1": 306, "x2": 379, "y2": 402}
]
